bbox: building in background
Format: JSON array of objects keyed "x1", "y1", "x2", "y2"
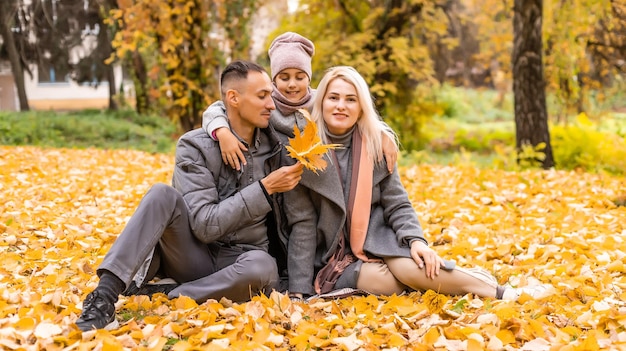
[{"x1": 0, "y1": 61, "x2": 17, "y2": 110}]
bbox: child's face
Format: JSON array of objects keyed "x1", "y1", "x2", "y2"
[{"x1": 274, "y1": 68, "x2": 310, "y2": 103}]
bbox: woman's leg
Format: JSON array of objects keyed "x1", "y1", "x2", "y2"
[
  {"x1": 385, "y1": 257, "x2": 498, "y2": 298},
  {"x1": 356, "y1": 262, "x2": 408, "y2": 295}
]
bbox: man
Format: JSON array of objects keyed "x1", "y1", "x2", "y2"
[{"x1": 75, "y1": 60, "x2": 304, "y2": 331}]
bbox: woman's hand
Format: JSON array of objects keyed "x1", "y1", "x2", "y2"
[{"x1": 410, "y1": 240, "x2": 444, "y2": 279}]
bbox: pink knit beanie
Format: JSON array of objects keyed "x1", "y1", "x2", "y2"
[{"x1": 268, "y1": 32, "x2": 315, "y2": 81}]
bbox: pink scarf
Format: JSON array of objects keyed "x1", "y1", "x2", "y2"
[
  {"x1": 271, "y1": 87, "x2": 313, "y2": 115},
  {"x1": 314, "y1": 128, "x2": 378, "y2": 294},
  {"x1": 347, "y1": 128, "x2": 378, "y2": 263}
]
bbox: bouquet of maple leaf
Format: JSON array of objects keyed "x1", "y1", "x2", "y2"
[{"x1": 285, "y1": 109, "x2": 341, "y2": 174}]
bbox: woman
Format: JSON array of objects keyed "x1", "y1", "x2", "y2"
[{"x1": 284, "y1": 66, "x2": 551, "y2": 300}]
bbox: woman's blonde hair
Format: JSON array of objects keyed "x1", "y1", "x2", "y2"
[{"x1": 311, "y1": 66, "x2": 397, "y2": 165}]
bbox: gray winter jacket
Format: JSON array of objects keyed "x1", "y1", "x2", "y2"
[{"x1": 172, "y1": 127, "x2": 286, "y2": 252}]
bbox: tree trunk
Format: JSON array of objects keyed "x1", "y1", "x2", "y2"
[
  {"x1": 512, "y1": 0, "x2": 554, "y2": 169},
  {"x1": 99, "y1": 0, "x2": 118, "y2": 111},
  {"x1": 0, "y1": 0, "x2": 30, "y2": 111},
  {"x1": 131, "y1": 50, "x2": 149, "y2": 115},
  {"x1": 106, "y1": 64, "x2": 117, "y2": 111}
]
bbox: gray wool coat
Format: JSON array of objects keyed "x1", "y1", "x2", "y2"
[{"x1": 283, "y1": 147, "x2": 429, "y2": 296}]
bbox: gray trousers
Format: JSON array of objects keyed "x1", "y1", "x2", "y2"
[{"x1": 97, "y1": 183, "x2": 279, "y2": 303}]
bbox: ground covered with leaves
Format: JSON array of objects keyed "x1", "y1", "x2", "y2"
[{"x1": 1, "y1": 146, "x2": 625, "y2": 350}]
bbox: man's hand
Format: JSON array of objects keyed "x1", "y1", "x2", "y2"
[
  {"x1": 216, "y1": 127, "x2": 248, "y2": 171},
  {"x1": 261, "y1": 162, "x2": 304, "y2": 195},
  {"x1": 410, "y1": 240, "x2": 444, "y2": 279}
]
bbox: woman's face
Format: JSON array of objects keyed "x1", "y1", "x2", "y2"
[
  {"x1": 274, "y1": 68, "x2": 310, "y2": 102},
  {"x1": 322, "y1": 78, "x2": 361, "y2": 135}
]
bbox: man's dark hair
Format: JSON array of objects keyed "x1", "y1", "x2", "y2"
[{"x1": 220, "y1": 60, "x2": 266, "y2": 97}]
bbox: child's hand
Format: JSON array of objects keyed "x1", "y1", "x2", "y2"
[
  {"x1": 381, "y1": 133, "x2": 398, "y2": 173},
  {"x1": 216, "y1": 128, "x2": 248, "y2": 170}
]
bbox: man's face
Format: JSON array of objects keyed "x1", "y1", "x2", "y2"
[{"x1": 237, "y1": 71, "x2": 275, "y2": 129}]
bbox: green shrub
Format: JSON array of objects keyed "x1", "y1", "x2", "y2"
[
  {"x1": 424, "y1": 126, "x2": 515, "y2": 154},
  {"x1": 403, "y1": 85, "x2": 625, "y2": 174},
  {"x1": 550, "y1": 113, "x2": 626, "y2": 174},
  {"x1": 385, "y1": 87, "x2": 444, "y2": 151},
  {"x1": 0, "y1": 109, "x2": 177, "y2": 154},
  {"x1": 433, "y1": 85, "x2": 514, "y2": 123}
]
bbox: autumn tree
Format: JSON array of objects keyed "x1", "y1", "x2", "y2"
[
  {"x1": 220, "y1": 0, "x2": 260, "y2": 60},
  {"x1": 274, "y1": 0, "x2": 455, "y2": 150},
  {"x1": 542, "y1": 0, "x2": 613, "y2": 120},
  {"x1": 0, "y1": 0, "x2": 30, "y2": 111},
  {"x1": 429, "y1": 0, "x2": 482, "y2": 87},
  {"x1": 97, "y1": 0, "x2": 120, "y2": 111},
  {"x1": 512, "y1": 0, "x2": 554, "y2": 169},
  {"x1": 69, "y1": 0, "x2": 119, "y2": 110},
  {"x1": 586, "y1": 0, "x2": 626, "y2": 94},
  {"x1": 471, "y1": 0, "x2": 623, "y2": 121},
  {"x1": 462, "y1": 0, "x2": 514, "y2": 110},
  {"x1": 32, "y1": 0, "x2": 120, "y2": 110},
  {"x1": 108, "y1": 0, "x2": 262, "y2": 131}
]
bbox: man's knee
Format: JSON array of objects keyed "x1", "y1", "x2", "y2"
[
  {"x1": 239, "y1": 250, "x2": 278, "y2": 287},
  {"x1": 143, "y1": 183, "x2": 183, "y2": 210},
  {"x1": 147, "y1": 183, "x2": 179, "y2": 201}
]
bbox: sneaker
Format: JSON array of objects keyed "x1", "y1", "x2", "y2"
[
  {"x1": 75, "y1": 290, "x2": 119, "y2": 331},
  {"x1": 307, "y1": 288, "x2": 369, "y2": 301},
  {"x1": 122, "y1": 282, "x2": 178, "y2": 298},
  {"x1": 502, "y1": 284, "x2": 553, "y2": 301},
  {"x1": 456, "y1": 267, "x2": 499, "y2": 288}
]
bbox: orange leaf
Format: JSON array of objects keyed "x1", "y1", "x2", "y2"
[
  {"x1": 422, "y1": 327, "x2": 440, "y2": 345},
  {"x1": 496, "y1": 329, "x2": 516, "y2": 345},
  {"x1": 285, "y1": 109, "x2": 341, "y2": 174},
  {"x1": 422, "y1": 290, "x2": 448, "y2": 314}
]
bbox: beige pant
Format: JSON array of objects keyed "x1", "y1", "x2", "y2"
[{"x1": 356, "y1": 257, "x2": 498, "y2": 298}]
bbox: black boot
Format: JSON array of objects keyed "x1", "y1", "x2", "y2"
[
  {"x1": 122, "y1": 281, "x2": 178, "y2": 298},
  {"x1": 75, "y1": 271, "x2": 124, "y2": 331}
]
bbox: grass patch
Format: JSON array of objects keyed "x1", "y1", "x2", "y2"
[{"x1": 0, "y1": 109, "x2": 178, "y2": 154}]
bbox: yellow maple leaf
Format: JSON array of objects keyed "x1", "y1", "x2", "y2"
[
  {"x1": 422, "y1": 289, "x2": 448, "y2": 314},
  {"x1": 285, "y1": 109, "x2": 341, "y2": 174}
]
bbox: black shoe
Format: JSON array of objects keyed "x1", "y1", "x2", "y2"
[
  {"x1": 122, "y1": 282, "x2": 178, "y2": 298},
  {"x1": 75, "y1": 290, "x2": 118, "y2": 331}
]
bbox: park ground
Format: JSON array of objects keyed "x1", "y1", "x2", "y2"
[
  {"x1": 0, "y1": 86, "x2": 625, "y2": 350},
  {"x1": 0, "y1": 144, "x2": 625, "y2": 350}
]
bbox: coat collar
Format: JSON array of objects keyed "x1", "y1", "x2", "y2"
[{"x1": 299, "y1": 153, "x2": 346, "y2": 211}]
